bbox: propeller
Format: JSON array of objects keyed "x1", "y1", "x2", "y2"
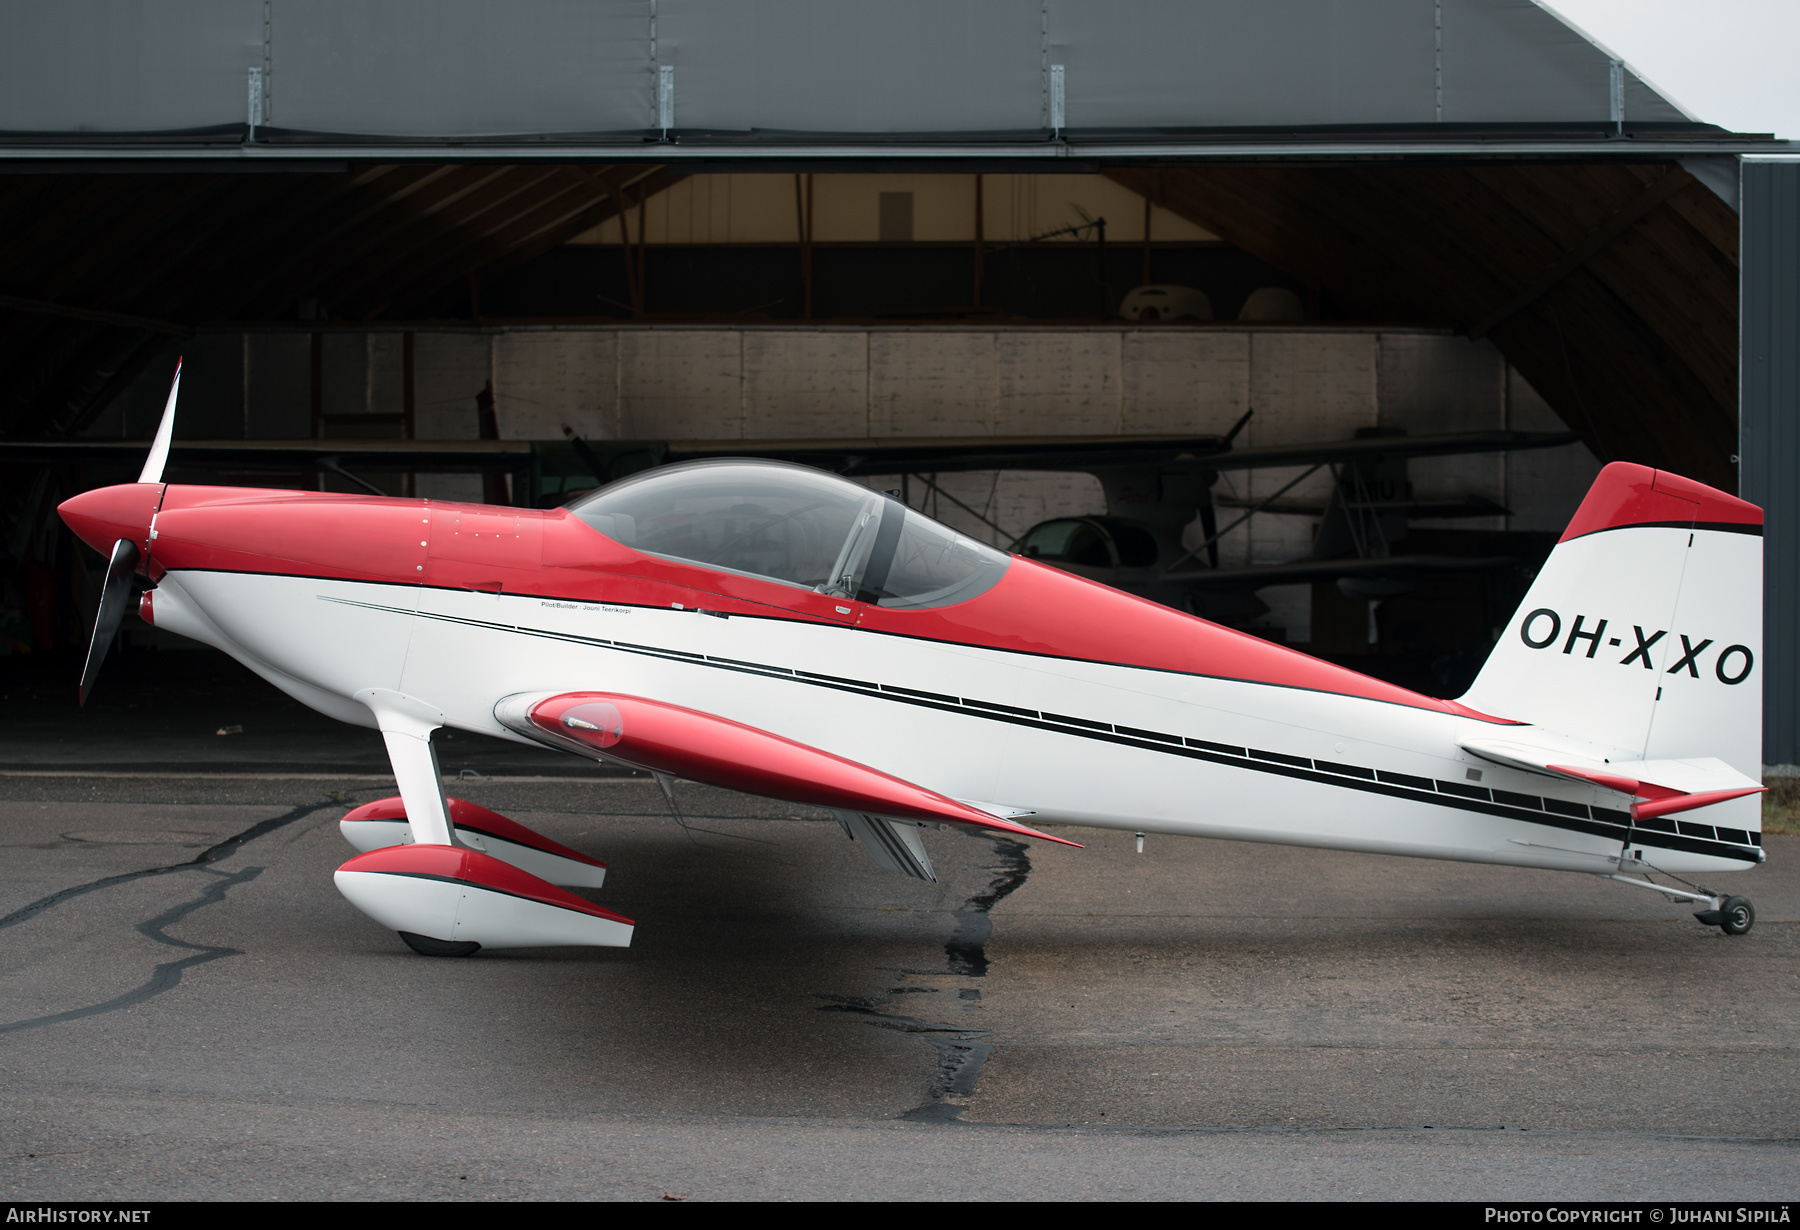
[
  {"x1": 77, "y1": 359, "x2": 180, "y2": 706},
  {"x1": 78, "y1": 538, "x2": 140, "y2": 706},
  {"x1": 138, "y1": 358, "x2": 180, "y2": 484}
]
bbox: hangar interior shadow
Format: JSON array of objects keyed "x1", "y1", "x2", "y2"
[{"x1": 0, "y1": 158, "x2": 1741, "y2": 734}]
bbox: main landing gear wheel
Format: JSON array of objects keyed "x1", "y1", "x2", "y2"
[{"x1": 399, "y1": 931, "x2": 481, "y2": 957}]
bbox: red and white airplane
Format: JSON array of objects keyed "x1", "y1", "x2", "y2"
[{"x1": 58, "y1": 365, "x2": 1768, "y2": 955}]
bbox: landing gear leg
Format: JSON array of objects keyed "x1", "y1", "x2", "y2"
[
  {"x1": 336, "y1": 691, "x2": 635, "y2": 955},
  {"x1": 355, "y1": 687, "x2": 457, "y2": 848},
  {"x1": 1602, "y1": 873, "x2": 1755, "y2": 936}
]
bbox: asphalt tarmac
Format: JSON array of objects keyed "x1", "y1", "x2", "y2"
[{"x1": 1, "y1": 761, "x2": 1796, "y2": 1201}]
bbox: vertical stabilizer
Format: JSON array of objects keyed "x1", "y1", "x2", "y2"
[{"x1": 1460, "y1": 464, "x2": 1763, "y2": 802}]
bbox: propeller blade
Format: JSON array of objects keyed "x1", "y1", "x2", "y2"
[
  {"x1": 137, "y1": 358, "x2": 182, "y2": 484},
  {"x1": 79, "y1": 537, "x2": 141, "y2": 706}
]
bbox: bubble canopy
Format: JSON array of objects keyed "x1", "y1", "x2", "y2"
[{"x1": 568, "y1": 460, "x2": 1010, "y2": 610}]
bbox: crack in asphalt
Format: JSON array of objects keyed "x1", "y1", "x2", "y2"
[
  {"x1": 0, "y1": 795, "x2": 351, "y2": 1035},
  {"x1": 0, "y1": 866, "x2": 263, "y2": 1035},
  {"x1": 0, "y1": 798, "x2": 337, "y2": 934}
]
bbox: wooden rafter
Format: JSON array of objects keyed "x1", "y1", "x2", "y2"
[
  {"x1": 337, "y1": 167, "x2": 600, "y2": 316},
  {"x1": 324, "y1": 167, "x2": 572, "y2": 310},
  {"x1": 368, "y1": 166, "x2": 680, "y2": 318},
  {"x1": 237, "y1": 165, "x2": 508, "y2": 317},
  {"x1": 1103, "y1": 162, "x2": 1739, "y2": 488},
  {"x1": 0, "y1": 164, "x2": 691, "y2": 438},
  {"x1": 222, "y1": 165, "x2": 466, "y2": 316},
  {"x1": 1469, "y1": 168, "x2": 1694, "y2": 338}
]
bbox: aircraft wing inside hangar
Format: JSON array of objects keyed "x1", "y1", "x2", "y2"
[{"x1": 0, "y1": 426, "x2": 1580, "y2": 486}]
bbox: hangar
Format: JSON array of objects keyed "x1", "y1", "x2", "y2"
[{"x1": 1, "y1": 1, "x2": 1795, "y2": 760}]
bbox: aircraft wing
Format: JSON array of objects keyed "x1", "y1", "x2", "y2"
[
  {"x1": 667, "y1": 433, "x2": 1235, "y2": 475},
  {"x1": 1214, "y1": 494, "x2": 1512, "y2": 519},
  {"x1": 0, "y1": 433, "x2": 1231, "y2": 475},
  {"x1": 672, "y1": 428, "x2": 1580, "y2": 476},
  {"x1": 3, "y1": 427, "x2": 1576, "y2": 482},
  {"x1": 0, "y1": 437, "x2": 539, "y2": 470},
  {"x1": 493, "y1": 690, "x2": 1078, "y2": 880},
  {"x1": 1204, "y1": 430, "x2": 1580, "y2": 472},
  {"x1": 0, "y1": 437, "x2": 675, "y2": 499},
  {"x1": 1165, "y1": 552, "x2": 1517, "y2": 588}
]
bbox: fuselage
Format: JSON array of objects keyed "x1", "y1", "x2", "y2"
[{"x1": 64, "y1": 480, "x2": 1761, "y2": 879}]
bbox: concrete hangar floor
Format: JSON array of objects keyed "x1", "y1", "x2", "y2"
[{"x1": 1, "y1": 660, "x2": 1796, "y2": 1201}]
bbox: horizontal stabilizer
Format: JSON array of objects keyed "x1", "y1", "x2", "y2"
[
  {"x1": 1461, "y1": 738, "x2": 1763, "y2": 822},
  {"x1": 495, "y1": 690, "x2": 1080, "y2": 848}
]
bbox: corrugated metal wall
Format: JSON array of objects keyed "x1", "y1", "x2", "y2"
[
  {"x1": 0, "y1": 0, "x2": 1684, "y2": 138},
  {"x1": 1742, "y1": 160, "x2": 1800, "y2": 766}
]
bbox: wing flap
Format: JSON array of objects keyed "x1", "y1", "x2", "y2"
[{"x1": 835, "y1": 811, "x2": 937, "y2": 881}]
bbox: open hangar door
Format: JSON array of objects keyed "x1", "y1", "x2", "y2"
[{"x1": 0, "y1": 1, "x2": 1783, "y2": 741}]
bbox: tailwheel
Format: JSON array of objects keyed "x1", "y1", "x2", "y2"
[
  {"x1": 1719, "y1": 896, "x2": 1755, "y2": 936},
  {"x1": 399, "y1": 931, "x2": 481, "y2": 957}
]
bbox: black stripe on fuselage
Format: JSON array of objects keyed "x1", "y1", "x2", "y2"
[{"x1": 315, "y1": 591, "x2": 1763, "y2": 865}]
